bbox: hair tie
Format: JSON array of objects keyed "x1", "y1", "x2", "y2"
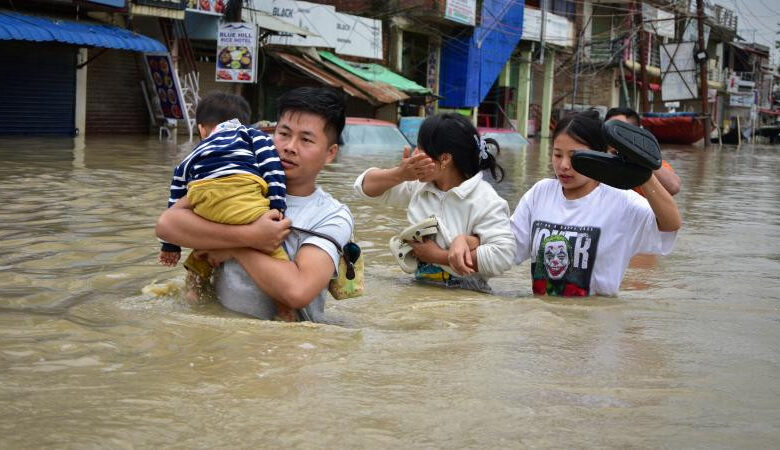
[{"x1": 474, "y1": 135, "x2": 489, "y2": 160}]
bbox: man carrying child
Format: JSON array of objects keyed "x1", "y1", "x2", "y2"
[{"x1": 156, "y1": 87, "x2": 354, "y2": 322}]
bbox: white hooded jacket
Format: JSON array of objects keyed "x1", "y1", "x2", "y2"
[{"x1": 354, "y1": 169, "x2": 516, "y2": 278}]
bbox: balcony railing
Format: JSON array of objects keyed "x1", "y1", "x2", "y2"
[
  {"x1": 708, "y1": 3, "x2": 737, "y2": 32},
  {"x1": 589, "y1": 37, "x2": 620, "y2": 63}
]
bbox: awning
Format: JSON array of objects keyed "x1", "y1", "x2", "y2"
[
  {"x1": 243, "y1": 8, "x2": 319, "y2": 37},
  {"x1": 319, "y1": 50, "x2": 432, "y2": 95},
  {"x1": 730, "y1": 42, "x2": 770, "y2": 57},
  {"x1": 271, "y1": 51, "x2": 372, "y2": 103},
  {"x1": 320, "y1": 59, "x2": 409, "y2": 104},
  {"x1": 0, "y1": 10, "x2": 166, "y2": 52}
]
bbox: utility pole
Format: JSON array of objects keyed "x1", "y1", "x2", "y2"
[
  {"x1": 539, "y1": 0, "x2": 547, "y2": 64},
  {"x1": 696, "y1": 0, "x2": 711, "y2": 148},
  {"x1": 636, "y1": 1, "x2": 649, "y2": 113}
]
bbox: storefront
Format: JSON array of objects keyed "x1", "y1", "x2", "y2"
[{"x1": 0, "y1": 10, "x2": 166, "y2": 136}]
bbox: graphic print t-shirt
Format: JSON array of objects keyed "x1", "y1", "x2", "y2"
[
  {"x1": 510, "y1": 179, "x2": 677, "y2": 296},
  {"x1": 530, "y1": 221, "x2": 600, "y2": 296}
]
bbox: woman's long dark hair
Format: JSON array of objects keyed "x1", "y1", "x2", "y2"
[
  {"x1": 417, "y1": 113, "x2": 504, "y2": 182},
  {"x1": 551, "y1": 110, "x2": 607, "y2": 152}
]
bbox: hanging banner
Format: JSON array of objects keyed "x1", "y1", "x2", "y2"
[
  {"x1": 445, "y1": 0, "x2": 477, "y2": 26},
  {"x1": 216, "y1": 22, "x2": 258, "y2": 83},
  {"x1": 144, "y1": 52, "x2": 188, "y2": 121}
]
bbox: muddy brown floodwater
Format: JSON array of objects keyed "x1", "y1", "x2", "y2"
[{"x1": 1, "y1": 135, "x2": 778, "y2": 447}]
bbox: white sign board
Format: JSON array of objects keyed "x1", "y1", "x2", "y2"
[
  {"x1": 655, "y1": 9, "x2": 675, "y2": 38},
  {"x1": 729, "y1": 93, "x2": 754, "y2": 107},
  {"x1": 335, "y1": 12, "x2": 383, "y2": 60},
  {"x1": 445, "y1": 0, "x2": 477, "y2": 26},
  {"x1": 522, "y1": 8, "x2": 573, "y2": 47},
  {"x1": 642, "y1": 5, "x2": 675, "y2": 39},
  {"x1": 216, "y1": 22, "x2": 258, "y2": 83},
  {"x1": 660, "y1": 42, "x2": 698, "y2": 101},
  {"x1": 245, "y1": 0, "x2": 382, "y2": 60},
  {"x1": 683, "y1": 19, "x2": 710, "y2": 47}
]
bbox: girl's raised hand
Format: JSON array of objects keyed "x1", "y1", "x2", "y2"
[{"x1": 398, "y1": 146, "x2": 436, "y2": 181}]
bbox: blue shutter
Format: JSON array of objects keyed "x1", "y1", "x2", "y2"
[{"x1": 0, "y1": 43, "x2": 76, "y2": 135}]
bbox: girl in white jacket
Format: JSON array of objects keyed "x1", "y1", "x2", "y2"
[{"x1": 354, "y1": 113, "x2": 516, "y2": 292}]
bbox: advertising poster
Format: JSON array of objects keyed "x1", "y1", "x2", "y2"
[
  {"x1": 216, "y1": 22, "x2": 258, "y2": 83},
  {"x1": 144, "y1": 52, "x2": 187, "y2": 121},
  {"x1": 186, "y1": 0, "x2": 225, "y2": 14}
]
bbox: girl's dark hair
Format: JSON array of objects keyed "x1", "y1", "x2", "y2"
[
  {"x1": 417, "y1": 113, "x2": 504, "y2": 182},
  {"x1": 551, "y1": 110, "x2": 608, "y2": 152}
]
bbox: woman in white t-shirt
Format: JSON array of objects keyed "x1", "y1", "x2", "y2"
[
  {"x1": 510, "y1": 111, "x2": 681, "y2": 296},
  {"x1": 354, "y1": 113, "x2": 516, "y2": 292}
]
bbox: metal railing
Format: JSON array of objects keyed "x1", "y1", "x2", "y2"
[{"x1": 589, "y1": 37, "x2": 620, "y2": 63}]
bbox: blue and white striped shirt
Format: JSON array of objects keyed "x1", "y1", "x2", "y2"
[{"x1": 161, "y1": 119, "x2": 286, "y2": 253}]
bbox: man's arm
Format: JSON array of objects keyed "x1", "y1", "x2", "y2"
[
  {"x1": 226, "y1": 245, "x2": 335, "y2": 309},
  {"x1": 155, "y1": 205, "x2": 289, "y2": 254}
]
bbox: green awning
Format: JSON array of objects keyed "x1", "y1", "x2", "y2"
[{"x1": 319, "y1": 51, "x2": 431, "y2": 96}]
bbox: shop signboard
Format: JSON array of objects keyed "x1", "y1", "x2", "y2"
[
  {"x1": 445, "y1": 0, "x2": 477, "y2": 26},
  {"x1": 135, "y1": 0, "x2": 185, "y2": 9},
  {"x1": 244, "y1": 0, "x2": 382, "y2": 59},
  {"x1": 250, "y1": 0, "x2": 334, "y2": 48},
  {"x1": 522, "y1": 8, "x2": 573, "y2": 47},
  {"x1": 144, "y1": 53, "x2": 189, "y2": 121},
  {"x1": 216, "y1": 22, "x2": 258, "y2": 83},
  {"x1": 334, "y1": 12, "x2": 382, "y2": 60},
  {"x1": 185, "y1": 0, "x2": 226, "y2": 14}
]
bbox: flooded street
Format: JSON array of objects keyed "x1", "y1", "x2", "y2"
[{"x1": 1, "y1": 135, "x2": 779, "y2": 447}]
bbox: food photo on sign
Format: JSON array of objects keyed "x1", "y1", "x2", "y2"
[
  {"x1": 216, "y1": 22, "x2": 257, "y2": 83},
  {"x1": 187, "y1": 0, "x2": 225, "y2": 13},
  {"x1": 143, "y1": 53, "x2": 187, "y2": 121}
]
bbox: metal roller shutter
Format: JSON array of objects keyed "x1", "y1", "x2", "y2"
[
  {"x1": 0, "y1": 43, "x2": 76, "y2": 135},
  {"x1": 86, "y1": 49, "x2": 149, "y2": 134}
]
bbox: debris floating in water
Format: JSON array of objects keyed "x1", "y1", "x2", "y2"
[{"x1": 141, "y1": 280, "x2": 182, "y2": 297}]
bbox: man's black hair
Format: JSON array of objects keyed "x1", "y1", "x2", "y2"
[
  {"x1": 196, "y1": 91, "x2": 251, "y2": 126},
  {"x1": 276, "y1": 87, "x2": 347, "y2": 145},
  {"x1": 605, "y1": 107, "x2": 641, "y2": 126},
  {"x1": 552, "y1": 110, "x2": 608, "y2": 152}
]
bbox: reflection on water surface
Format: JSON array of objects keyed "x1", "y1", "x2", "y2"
[{"x1": 0, "y1": 136, "x2": 779, "y2": 447}]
